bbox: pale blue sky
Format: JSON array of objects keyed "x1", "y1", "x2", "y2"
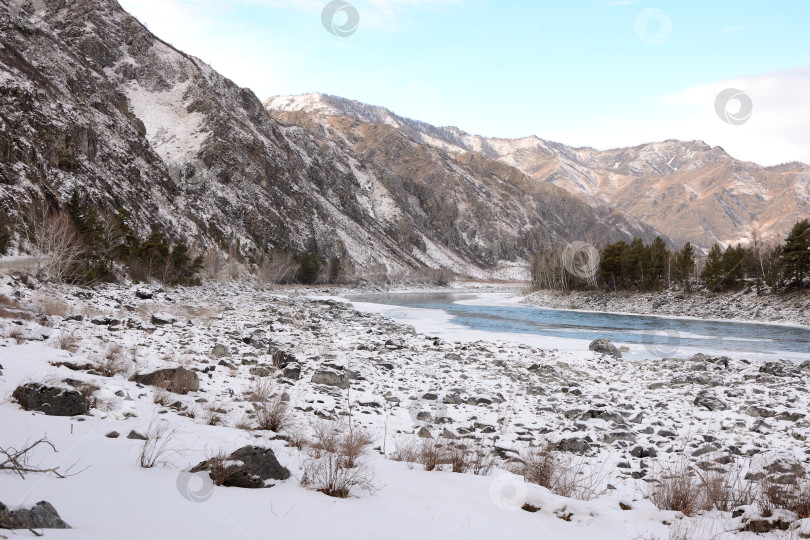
[{"x1": 120, "y1": 0, "x2": 810, "y2": 165}]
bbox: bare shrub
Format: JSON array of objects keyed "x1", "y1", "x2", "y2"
[
  {"x1": 202, "y1": 402, "x2": 222, "y2": 426},
  {"x1": 0, "y1": 438, "x2": 82, "y2": 479},
  {"x1": 419, "y1": 438, "x2": 446, "y2": 472},
  {"x1": 255, "y1": 397, "x2": 290, "y2": 432},
  {"x1": 247, "y1": 379, "x2": 290, "y2": 432},
  {"x1": 153, "y1": 386, "x2": 172, "y2": 406},
  {"x1": 650, "y1": 457, "x2": 760, "y2": 516},
  {"x1": 649, "y1": 461, "x2": 699, "y2": 516},
  {"x1": 694, "y1": 461, "x2": 757, "y2": 512},
  {"x1": 759, "y1": 475, "x2": 810, "y2": 519},
  {"x1": 56, "y1": 331, "x2": 80, "y2": 353},
  {"x1": 98, "y1": 343, "x2": 131, "y2": 377},
  {"x1": 390, "y1": 437, "x2": 421, "y2": 468},
  {"x1": 8, "y1": 325, "x2": 26, "y2": 344},
  {"x1": 138, "y1": 416, "x2": 181, "y2": 468},
  {"x1": 301, "y1": 420, "x2": 375, "y2": 498},
  {"x1": 515, "y1": 442, "x2": 608, "y2": 501},
  {"x1": 206, "y1": 448, "x2": 242, "y2": 486},
  {"x1": 283, "y1": 423, "x2": 309, "y2": 451},
  {"x1": 25, "y1": 206, "x2": 84, "y2": 282},
  {"x1": 339, "y1": 427, "x2": 374, "y2": 469}
]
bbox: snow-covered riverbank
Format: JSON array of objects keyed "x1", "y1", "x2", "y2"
[
  {"x1": 521, "y1": 288, "x2": 810, "y2": 328},
  {"x1": 2, "y1": 275, "x2": 809, "y2": 538}
]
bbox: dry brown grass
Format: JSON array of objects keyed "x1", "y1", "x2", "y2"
[
  {"x1": 153, "y1": 386, "x2": 172, "y2": 406},
  {"x1": 138, "y1": 416, "x2": 182, "y2": 468},
  {"x1": 301, "y1": 420, "x2": 375, "y2": 498},
  {"x1": 36, "y1": 296, "x2": 68, "y2": 318},
  {"x1": 98, "y1": 343, "x2": 132, "y2": 377},
  {"x1": 649, "y1": 456, "x2": 762, "y2": 516},
  {"x1": 245, "y1": 379, "x2": 291, "y2": 433},
  {"x1": 56, "y1": 331, "x2": 80, "y2": 353},
  {"x1": 514, "y1": 442, "x2": 609, "y2": 501},
  {"x1": 759, "y1": 475, "x2": 810, "y2": 519},
  {"x1": 8, "y1": 325, "x2": 26, "y2": 344}
]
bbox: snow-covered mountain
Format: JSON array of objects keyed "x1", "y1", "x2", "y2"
[
  {"x1": 0, "y1": 0, "x2": 664, "y2": 281},
  {"x1": 267, "y1": 93, "x2": 810, "y2": 249}
]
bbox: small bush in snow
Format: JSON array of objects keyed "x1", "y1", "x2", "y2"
[{"x1": 301, "y1": 421, "x2": 375, "y2": 498}]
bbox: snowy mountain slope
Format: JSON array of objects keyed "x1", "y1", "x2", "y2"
[
  {"x1": 0, "y1": 0, "x2": 667, "y2": 281},
  {"x1": 268, "y1": 93, "x2": 810, "y2": 250}
]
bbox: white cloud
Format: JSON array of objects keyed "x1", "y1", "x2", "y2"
[{"x1": 654, "y1": 66, "x2": 810, "y2": 165}]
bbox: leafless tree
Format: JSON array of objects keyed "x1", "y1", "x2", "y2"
[{"x1": 24, "y1": 205, "x2": 84, "y2": 282}]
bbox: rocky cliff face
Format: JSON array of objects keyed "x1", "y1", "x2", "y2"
[
  {"x1": 1, "y1": 0, "x2": 665, "y2": 279},
  {"x1": 268, "y1": 93, "x2": 810, "y2": 250}
]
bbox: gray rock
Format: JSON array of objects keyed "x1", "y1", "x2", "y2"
[
  {"x1": 129, "y1": 367, "x2": 200, "y2": 394},
  {"x1": 151, "y1": 313, "x2": 177, "y2": 325},
  {"x1": 106, "y1": 431, "x2": 120, "y2": 438},
  {"x1": 311, "y1": 369, "x2": 349, "y2": 389},
  {"x1": 556, "y1": 437, "x2": 592, "y2": 454},
  {"x1": 417, "y1": 427, "x2": 432, "y2": 439},
  {"x1": 127, "y1": 430, "x2": 148, "y2": 440},
  {"x1": 745, "y1": 405, "x2": 776, "y2": 418},
  {"x1": 271, "y1": 349, "x2": 296, "y2": 369},
  {"x1": 190, "y1": 446, "x2": 289, "y2": 488},
  {"x1": 589, "y1": 338, "x2": 622, "y2": 359},
  {"x1": 440, "y1": 428, "x2": 458, "y2": 440},
  {"x1": 12, "y1": 383, "x2": 90, "y2": 416},
  {"x1": 248, "y1": 330, "x2": 269, "y2": 349},
  {"x1": 249, "y1": 366, "x2": 273, "y2": 377},
  {"x1": 759, "y1": 361, "x2": 801, "y2": 378},
  {"x1": 694, "y1": 393, "x2": 727, "y2": 411},
  {"x1": 0, "y1": 501, "x2": 70, "y2": 529},
  {"x1": 282, "y1": 362, "x2": 301, "y2": 380},
  {"x1": 135, "y1": 288, "x2": 153, "y2": 300},
  {"x1": 602, "y1": 432, "x2": 637, "y2": 444},
  {"x1": 211, "y1": 344, "x2": 231, "y2": 358}
]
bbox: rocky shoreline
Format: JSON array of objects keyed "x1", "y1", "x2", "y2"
[
  {"x1": 2, "y1": 275, "x2": 810, "y2": 537},
  {"x1": 521, "y1": 288, "x2": 810, "y2": 327}
]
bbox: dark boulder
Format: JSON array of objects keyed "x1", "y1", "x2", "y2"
[
  {"x1": 12, "y1": 383, "x2": 90, "y2": 416},
  {"x1": 0, "y1": 501, "x2": 70, "y2": 529},
  {"x1": 190, "y1": 446, "x2": 290, "y2": 488}
]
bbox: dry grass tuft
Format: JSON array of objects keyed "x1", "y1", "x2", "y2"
[
  {"x1": 301, "y1": 420, "x2": 375, "y2": 498},
  {"x1": 514, "y1": 441, "x2": 609, "y2": 501}
]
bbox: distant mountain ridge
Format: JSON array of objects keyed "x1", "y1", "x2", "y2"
[
  {"x1": 267, "y1": 93, "x2": 810, "y2": 250},
  {"x1": 0, "y1": 0, "x2": 664, "y2": 282}
]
